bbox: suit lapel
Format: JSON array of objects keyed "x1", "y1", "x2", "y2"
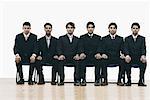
[
  {"x1": 21, "y1": 33, "x2": 27, "y2": 42},
  {"x1": 43, "y1": 37, "x2": 48, "y2": 49}
]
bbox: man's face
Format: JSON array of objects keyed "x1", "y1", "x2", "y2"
[
  {"x1": 22, "y1": 25, "x2": 31, "y2": 34},
  {"x1": 131, "y1": 25, "x2": 140, "y2": 36},
  {"x1": 66, "y1": 25, "x2": 75, "y2": 35},
  {"x1": 87, "y1": 24, "x2": 94, "y2": 34},
  {"x1": 44, "y1": 25, "x2": 52, "y2": 36},
  {"x1": 108, "y1": 25, "x2": 117, "y2": 35}
]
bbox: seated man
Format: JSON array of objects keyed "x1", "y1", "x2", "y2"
[
  {"x1": 14, "y1": 22, "x2": 38, "y2": 85},
  {"x1": 100, "y1": 22, "x2": 125, "y2": 86},
  {"x1": 124, "y1": 22, "x2": 147, "y2": 86},
  {"x1": 36, "y1": 23, "x2": 58, "y2": 85},
  {"x1": 57, "y1": 22, "x2": 80, "y2": 86},
  {"x1": 79, "y1": 22, "x2": 103, "y2": 86}
]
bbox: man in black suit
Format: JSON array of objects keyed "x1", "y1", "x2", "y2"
[
  {"x1": 57, "y1": 22, "x2": 80, "y2": 86},
  {"x1": 100, "y1": 23, "x2": 125, "y2": 86},
  {"x1": 79, "y1": 22, "x2": 103, "y2": 86},
  {"x1": 14, "y1": 22, "x2": 38, "y2": 85},
  {"x1": 36, "y1": 23, "x2": 58, "y2": 85},
  {"x1": 124, "y1": 23, "x2": 147, "y2": 86}
]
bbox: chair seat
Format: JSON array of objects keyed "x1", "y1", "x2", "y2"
[
  {"x1": 131, "y1": 64, "x2": 140, "y2": 68},
  {"x1": 107, "y1": 64, "x2": 119, "y2": 67}
]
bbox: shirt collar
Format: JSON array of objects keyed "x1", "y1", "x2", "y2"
[
  {"x1": 110, "y1": 33, "x2": 116, "y2": 39},
  {"x1": 132, "y1": 34, "x2": 138, "y2": 39},
  {"x1": 88, "y1": 33, "x2": 94, "y2": 37},
  {"x1": 23, "y1": 32, "x2": 30, "y2": 38},
  {"x1": 67, "y1": 33, "x2": 74, "y2": 38},
  {"x1": 45, "y1": 35, "x2": 51, "y2": 40}
]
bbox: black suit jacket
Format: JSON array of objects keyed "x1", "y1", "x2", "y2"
[
  {"x1": 102, "y1": 34, "x2": 124, "y2": 63},
  {"x1": 13, "y1": 33, "x2": 38, "y2": 62},
  {"x1": 124, "y1": 35, "x2": 146, "y2": 63},
  {"x1": 37, "y1": 36, "x2": 58, "y2": 63},
  {"x1": 57, "y1": 34, "x2": 80, "y2": 58},
  {"x1": 79, "y1": 33, "x2": 102, "y2": 57}
]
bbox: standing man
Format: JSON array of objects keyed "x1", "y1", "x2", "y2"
[
  {"x1": 79, "y1": 22, "x2": 103, "y2": 86},
  {"x1": 14, "y1": 22, "x2": 38, "y2": 85},
  {"x1": 124, "y1": 22, "x2": 147, "y2": 86},
  {"x1": 36, "y1": 23, "x2": 58, "y2": 85},
  {"x1": 100, "y1": 22, "x2": 125, "y2": 86},
  {"x1": 57, "y1": 22, "x2": 80, "y2": 86}
]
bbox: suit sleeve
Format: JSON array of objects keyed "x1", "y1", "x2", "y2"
[
  {"x1": 77, "y1": 36, "x2": 84, "y2": 54},
  {"x1": 33, "y1": 35, "x2": 38, "y2": 55},
  {"x1": 54, "y1": 39, "x2": 58, "y2": 56},
  {"x1": 120, "y1": 37, "x2": 125, "y2": 54},
  {"x1": 13, "y1": 35, "x2": 20, "y2": 55},
  {"x1": 141, "y1": 37, "x2": 146, "y2": 56},
  {"x1": 101, "y1": 37, "x2": 107, "y2": 54},
  {"x1": 96, "y1": 36, "x2": 103, "y2": 54},
  {"x1": 36, "y1": 39, "x2": 41, "y2": 56},
  {"x1": 124, "y1": 38, "x2": 130, "y2": 56},
  {"x1": 57, "y1": 37, "x2": 63, "y2": 55}
]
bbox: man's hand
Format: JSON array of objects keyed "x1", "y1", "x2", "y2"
[
  {"x1": 15, "y1": 54, "x2": 21, "y2": 63},
  {"x1": 125, "y1": 55, "x2": 131, "y2": 63},
  {"x1": 73, "y1": 54, "x2": 80, "y2": 61},
  {"x1": 58, "y1": 55, "x2": 65, "y2": 61},
  {"x1": 53, "y1": 55, "x2": 59, "y2": 60},
  {"x1": 80, "y1": 53, "x2": 86, "y2": 60},
  {"x1": 95, "y1": 53, "x2": 102, "y2": 60},
  {"x1": 140, "y1": 55, "x2": 147, "y2": 63},
  {"x1": 120, "y1": 53, "x2": 125, "y2": 59},
  {"x1": 37, "y1": 56, "x2": 42, "y2": 61},
  {"x1": 30, "y1": 54, "x2": 36, "y2": 63},
  {"x1": 101, "y1": 54, "x2": 108, "y2": 59}
]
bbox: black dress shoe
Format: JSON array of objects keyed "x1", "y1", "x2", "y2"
[
  {"x1": 138, "y1": 83, "x2": 147, "y2": 87},
  {"x1": 37, "y1": 81, "x2": 45, "y2": 85},
  {"x1": 94, "y1": 80, "x2": 100, "y2": 86},
  {"x1": 101, "y1": 82, "x2": 108, "y2": 86},
  {"x1": 117, "y1": 82, "x2": 124, "y2": 86},
  {"x1": 58, "y1": 82, "x2": 64, "y2": 86},
  {"x1": 81, "y1": 80, "x2": 86, "y2": 86},
  {"x1": 51, "y1": 81, "x2": 56, "y2": 85},
  {"x1": 17, "y1": 79, "x2": 24, "y2": 85},
  {"x1": 126, "y1": 82, "x2": 131, "y2": 86},
  {"x1": 28, "y1": 80, "x2": 34, "y2": 85},
  {"x1": 74, "y1": 81, "x2": 80, "y2": 86}
]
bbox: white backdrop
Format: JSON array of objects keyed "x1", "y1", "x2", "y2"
[{"x1": 0, "y1": 1, "x2": 149, "y2": 81}]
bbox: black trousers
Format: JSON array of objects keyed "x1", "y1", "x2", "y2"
[
  {"x1": 57, "y1": 56, "x2": 80, "y2": 82},
  {"x1": 36, "y1": 59, "x2": 58, "y2": 82},
  {"x1": 16, "y1": 61, "x2": 36, "y2": 81},
  {"x1": 79, "y1": 56, "x2": 102, "y2": 81},
  {"x1": 125, "y1": 61, "x2": 147, "y2": 83},
  {"x1": 101, "y1": 59, "x2": 125, "y2": 82}
]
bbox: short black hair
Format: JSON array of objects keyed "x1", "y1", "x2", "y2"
[
  {"x1": 44, "y1": 23, "x2": 52, "y2": 28},
  {"x1": 66, "y1": 22, "x2": 75, "y2": 28},
  {"x1": 108, "y1": 22, "x2": 117, "y2": 29},
  {"x1": 131, "y1": 22, "x2": 140, "y2": 28},
  {"x1": 23, "y1": 22, "x2": 31, "y2": 27},
  {"x1": 86, "y1": 21, "x2": 95, "y2": 28}
]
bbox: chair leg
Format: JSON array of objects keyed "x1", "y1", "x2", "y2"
[
  {"x1": 33, "y1": 68, "x2": 37, "y2": 84},
  {"x1": 16, "y1": 72, "x2": 19, "y2": 83}
]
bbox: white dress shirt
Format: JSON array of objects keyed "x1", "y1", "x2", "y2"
[
  {"x1": 110, "y1": 33, "x2": 116, "y2": 39},
  {"x1": 46, "y1": 35, "x2": 51, "y2": 48},
  {"x1": 23, "y1": 32, "x2": 30, "y2": 41},
  {"x1": 132, "y1": 34, "x2": 138, "y2": 42},
  {"x1": 67, "y1": 34, "x2": 73, "y2": 43},
  {"x1": 88, "y1": 33, "x2": 94, "y2": 38}
]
